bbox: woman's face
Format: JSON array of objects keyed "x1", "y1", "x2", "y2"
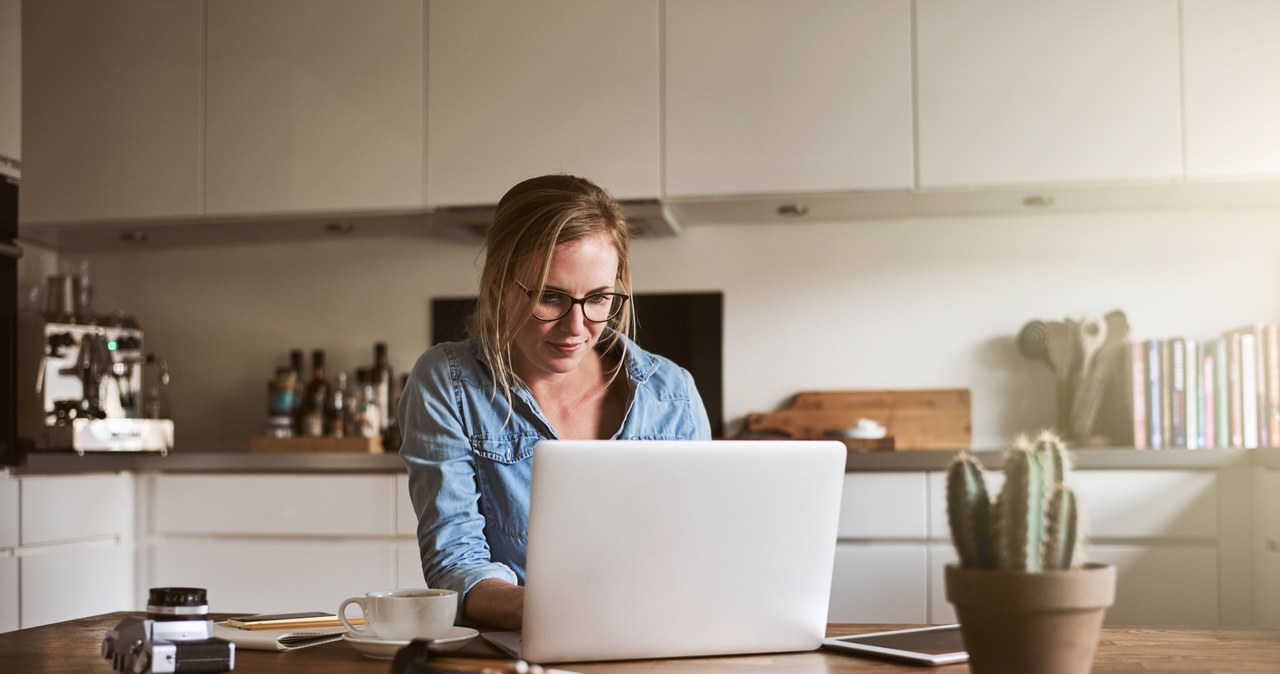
[{"x1": 511, "y1": 233, "x2": 620, "y2": 383}]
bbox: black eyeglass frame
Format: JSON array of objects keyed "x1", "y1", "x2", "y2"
[{"x1": 515, "y1": 281, "x2": 631, "y2": 323}]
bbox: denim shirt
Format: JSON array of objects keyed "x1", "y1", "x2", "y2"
[{"x1": 398, "y1": 334, "x2": 712, "y2": 610}]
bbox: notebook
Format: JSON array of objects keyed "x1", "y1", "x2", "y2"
[{"x1": 483, "y1": 439, "x2": 846, "y2": 664}]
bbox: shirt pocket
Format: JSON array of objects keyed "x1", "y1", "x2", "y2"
[{"x1": 468, "y1": 432, "x2": 540, "y2": 540}]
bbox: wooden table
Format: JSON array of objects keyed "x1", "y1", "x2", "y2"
[{"x1": 2, "y1": 612, "x2": 1278, "y2": 673}]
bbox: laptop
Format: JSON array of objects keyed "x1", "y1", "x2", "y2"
[{"x1": 483, "y1": 439, "x2": 846, "y2": 663}]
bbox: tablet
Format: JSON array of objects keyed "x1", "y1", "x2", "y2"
[{"x1": 822, "y1": 624, "x2": 968, "y2": 666}]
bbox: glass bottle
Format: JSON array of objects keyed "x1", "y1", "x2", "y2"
[
  {"x1": 354, "y1": 368, "x2": 380, "y2": 439},
  {"x1": 372, "y1": 342, "x2": 394, "y2": 438},
  {"x1": 300, "y1": 349, "x2": 330, "y2": 438},
  {"x1": 288, "y1": 348, "x2": 305, "y2": 434},
  {"x1": 327, "y1": 371, "x2": 349, "y2": 438}
]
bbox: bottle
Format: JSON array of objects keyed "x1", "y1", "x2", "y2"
[
  {"x1": 354, "y1": 368, "x2": 381, "y2": 439},
  {"x1": 266, "y1": 366, "x2": 296, "y2": 437},
  {"x1": 288, "y1": 348, "x2": 305, "y2": 434},
  {"x1": 299, "y1": 349, "x2": 330, "y2": 438},
  {"x1": 371, "y1": 342, "x2": 394, "y2": 445},
  {"x1": 327, "y1": 372, "x2": 350, "y2": 438},
  {"x1": 382, "y1": 373, "x2": 408, "y2": 452}
]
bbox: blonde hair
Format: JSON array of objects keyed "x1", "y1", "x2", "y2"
[{"x1": 468, "y1": 174, "x2": 635, "y2": 403}]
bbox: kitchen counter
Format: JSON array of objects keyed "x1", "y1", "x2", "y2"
[{"x1": 6, "y1": 446, "x2": 1259, "y2": 475}]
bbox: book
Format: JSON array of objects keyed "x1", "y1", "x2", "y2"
[
  {"x1": 1160, "y1": 340, "x2": 1173, "y2": 449},
  {"x1": 213, "y1": 621, "x2": 347, "y2": 651},
  {"x1": 1213, "y1": 338, "x2": 1229, "y2": 449},
  {"x1": 1169, "y1": 339, "x2": 1186, "y2": 448},
  {"x1": 226, "y1": 611, "x2": 358, "y2": 630},
  {"x1": 1265, "y1": 324, "x2": 1280, "y2": 446},
  {"x1": 1241, "y1": 331, "x2": 1260, "y2": 448},
  {"x1": 1184, "y1": 338, "x2": 1199, "y2": 449},
  {"x1": 1202, "y1": 343, "x2": 1215, "y2": 449},
  {"x1": 1145, "y1": 340, "x2": 1163, "y2": 449},
  {"x1": 1129, "y1": 341, "x2": 1147, "y2": 449},
  {"x1": 1228, "y1": 332, "x2": 1244, "y2": 448}
]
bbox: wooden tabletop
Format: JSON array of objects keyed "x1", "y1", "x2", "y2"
[{"x1": 2, "y1": 612, "x2": 1278, "y2": 673}]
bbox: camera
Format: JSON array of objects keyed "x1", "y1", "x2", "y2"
[{"x1": 101, "y1": 587, "x2": 235, "y2": 673}]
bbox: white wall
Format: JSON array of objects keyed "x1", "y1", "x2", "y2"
[{"x1": 22, "y1": 207, "x2": 1280, "y2": 452}]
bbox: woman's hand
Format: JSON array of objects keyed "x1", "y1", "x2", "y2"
[{"x1": 464, "y1": 578, "x2": 524, "y2": 630}]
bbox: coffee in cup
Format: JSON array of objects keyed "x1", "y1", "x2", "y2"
[{"x1": 338, "y1": 589, "x2": 457, "y2": 641}]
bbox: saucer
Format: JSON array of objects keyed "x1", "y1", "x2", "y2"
[{"x1": 342, "y1": 626, "x2": 480, "y2": 659}]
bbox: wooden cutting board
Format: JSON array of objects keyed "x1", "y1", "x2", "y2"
[
  {"x1": 249, "y1": 436, "x2": 384, "y2": 454},
  {"x1": 745, "y1": 389, "x2": 971, "y2": 450}
]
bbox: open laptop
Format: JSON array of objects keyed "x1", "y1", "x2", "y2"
[{"x1": 482, "y1": 439, "x2": 846, "y2": 664}]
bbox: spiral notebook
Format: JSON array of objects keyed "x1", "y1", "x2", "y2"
[{"x1": 213, "y1": 622, "x2": 347, "y2": 651}]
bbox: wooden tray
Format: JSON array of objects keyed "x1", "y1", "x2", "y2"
[
  {"x1": 249, "y1": 436, "x2": 384, "y2": 454},
  {"x1": 745, "y1": 389, "x2": 971, "y2": 451}
]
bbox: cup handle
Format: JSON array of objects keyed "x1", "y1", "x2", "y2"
[{"x1": 338, "y1": 597, "x2": 369, "y2": 635}]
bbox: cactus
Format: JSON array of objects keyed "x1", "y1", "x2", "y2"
[{"x1": 945, "y1": 431, "x2": 1084, "y2": 572}]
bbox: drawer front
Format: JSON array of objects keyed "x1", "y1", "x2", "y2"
[
  {"x1": 20, "y1": 473, "x2": 134, "y2": 545},
  {"x1": 397, "y1": 541, "x2": 428, "y2": 590},
  {"x1": 930, "y1": 544, "x2": 1219, "y2": 627},
  {"x1": 395, "y1": 475, "x2": 416, "y2": 536},
  {"x1": 838, "y1": 472, "x2": 927, "y2": 539},
  {"x1": 0, "y1": 557, "x2": 17, "y2": 633},
  {"x1": 152, "y1": 474, "x2": 397, "y2": 536},
  {"x1": 829, "y1": 543, "x2": 928, "y2": 624},
  {"x1": 1260, "y1": 469, "x2": 1280, "y2": 544},
  {"x1": 21, "y1": 543, "x2": 134, "y2": 628},
  {"x1": 930, "y1": 469, "x2": 1217, "y2": 539},
  {"x1": 149, "y1": 539, "x2": 398, "y2": 615},
  {"x1": 0, "y1": 478, "x2": 17, "y2": 548}
]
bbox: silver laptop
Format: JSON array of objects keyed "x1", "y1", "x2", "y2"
[{"x1": 483, "y1": 439, "x2": 846, "y2": 663}]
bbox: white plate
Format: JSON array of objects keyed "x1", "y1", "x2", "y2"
[{"x1": 342, "y1": 626, "x2": 479, "y2": 659}]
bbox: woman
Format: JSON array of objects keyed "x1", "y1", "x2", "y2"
[{"x1": 399, "y1": 174, "x2": 712, "y2": 629}]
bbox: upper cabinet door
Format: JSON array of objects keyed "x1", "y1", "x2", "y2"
[
  {"x1": 21, "y1": 0, "x2": 202, "y2": 224},
  {"x1": 665, "y1": 0, "x2": 913, "y2": 198},
  {"x1": 1183, "y1": 0, "x2": 1280, "y2": 180},
  {"x1": 426, "y1": 0, "x2": 660, "y2": 207},
  {"x1": 205, "y1": 0, "x2": 424, "y2": 216},
  {"x1": 0, "y1": 0, "x2": 19, "y2": 172},
  {"x1": 916, "y1": 0, "x2": 1182, "y2": 188}
]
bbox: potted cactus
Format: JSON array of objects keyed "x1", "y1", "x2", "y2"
[{"x1": 945, "y1": 431, "x2": 1116, "y2": 674}]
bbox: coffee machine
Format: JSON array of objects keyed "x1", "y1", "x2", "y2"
[{"x1": 18, "y1": 301, "x2": 174, "y2": 454}]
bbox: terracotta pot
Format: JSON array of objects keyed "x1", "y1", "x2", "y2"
[{"x1": 945, "y1": 563, "x2": 1116, "y2": 674}]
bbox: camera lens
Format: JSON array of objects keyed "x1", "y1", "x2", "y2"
[{"x1": 146, "y1": 587, "x2": 209, "y2": 621}]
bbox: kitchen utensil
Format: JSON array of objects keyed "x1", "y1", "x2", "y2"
[
  {"x1": 1044, "y1": 320, "x2": 1075, "y2": 431},
  {"x1": 1017, "y1": 320, "x2": 1050, "y2": 364},
  {"x1": 1070, "y1": 311, "x2": 1130, "y2": 442}
]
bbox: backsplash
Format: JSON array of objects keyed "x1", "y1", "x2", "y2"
[{"x1": 19, "y1": 207, "x2": 1280, "y2": 452}]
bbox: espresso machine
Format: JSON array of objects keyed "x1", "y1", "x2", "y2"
[{"x1": 18, "y1": 277, "x2": 174, "y2": 454}]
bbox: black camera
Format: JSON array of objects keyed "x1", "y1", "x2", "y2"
[{"x1": 101, "y1": 587, "x2": 235, "y2": 673}]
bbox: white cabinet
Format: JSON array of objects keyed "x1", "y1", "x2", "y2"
[
  {"x1": 15, "y1": 473, "x2": 135, "y2": 628},
  {"x1": 145, "y1": 473, "x2": 415, "y2": 615},
  {"x1": 829, "y1": 543, "x2": 927, "y2": 624},
  {"x1": 1257, "y1": 468, "x2": 1280, "y2": 627},
  {"x1": 0, "y1": 0, "x2": 19, "y2": 171},
  {"x1": 0, "y1": 476, "x2": 16, "y2": 633},
  {"x1": 927, "y1": 469, "x2": 1222, "y2": 626},
  {"x1": 426, "y1": 0, "x2": 660, "y2": 206},
  {"x1": 664, "y1": 0, "x2": 912, "y2": 197},
  {"x1": 0, "y1": 477, "x2": 16, "y2": 549},
  {"x1": 0, "y1": 558, "x2": 16, "y2": 633},
  {"x1": 1182, "y1": 1, "x2": 1280, "y2": 179},
  {"x1": 21, "y1": 0, "x2": 202, "y2": 224},
  {"x1": 915, "y1": 0, "x2": 1182, "y2": 187},
  {"x1": 204, "y1": 0, "x2": 424, "y2": 216},
  {"x1": 831, "y1": 473, "x2": 928, "y2": 623}
]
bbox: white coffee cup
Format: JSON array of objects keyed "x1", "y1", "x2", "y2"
[{"x1": 338, "y1": 588, "x2": 457, "y2": 641}]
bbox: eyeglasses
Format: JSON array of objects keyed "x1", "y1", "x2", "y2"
[{"x1": 516, "y1": 282, "x2": 630, "y2": 323}]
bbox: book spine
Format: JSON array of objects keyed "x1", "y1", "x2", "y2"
[
  {"x1": 1170, "y1": 338, "x2": 1186, "y2": 448},
  {"x1": 1242, "y1": 332, "x2": 1260, "y2": 449},
  {"x1": 1228, "y1": 332, "x2": 1244, "y2": 448},
  {"x1": 1160, "y1": 340, "x2": 1174, "y2": 449},
  {"x1": 1214, "y1": 338, "x2": 1229, "y2": 449},
  {"x1": 1146, "y1": 340, "x2": 1163, "y2": 450},
  {"x1": 1130, "y1": 341, "x2": 1147, "y2": 449},
  {"x1": 1266, "y1": 324, "x2": 1280, "y2": 447},
  {"x1": 1184, "y1": 338, "x2": 1199, "y2": 449},
  {"x1": 1202, "y1": 344, "x2": 1215, "y2": 449}
]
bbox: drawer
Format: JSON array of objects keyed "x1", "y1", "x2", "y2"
[
  {"x1": 395, "y1": 474, "x2": 416, "y2": 536},
  {"x1": 838, "y1": 472, "x2": 927, "y2": 539},
  {"x1": 0, "y1": 477, "x2": 17, "y2": 548},
  {"x1": 1259, "y1": 469, "x2": 1280, "y2": 544},
  {"x1": 397, "y1": 541, "x2": 427, "y2": 590},
  {"x1": 149, "y1": 539, "x2": 398, "y2": 615},
  {"x1": 21, "y1": 543, "x2": 134, "y2": 628},
  {"x1": 20, "y1": 473, "x2": 134, "y2": 545},
  {"x1": 152, "y1": 474, "x2": 397, "y2": 536},
  {"x1": 929, "y1": 469, "x2": 1217, "y2": 539},
  {"x1": 829, "y1": 543, "x2": 927, "y2": 624},
  {"x1": 0, "y1": 557, "x2": 16, "y2": 633}
]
